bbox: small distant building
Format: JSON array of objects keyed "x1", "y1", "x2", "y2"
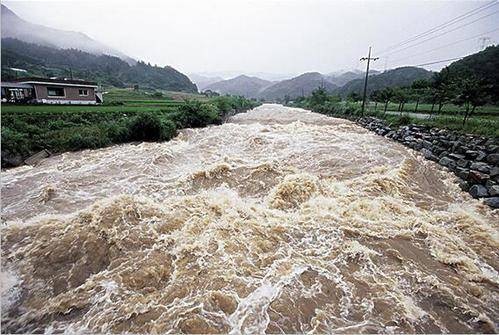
[{"x1": 1, "y1": 77, "x2": 102, "y2": 104}]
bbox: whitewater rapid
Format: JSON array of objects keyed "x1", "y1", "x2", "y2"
[{"x1": 1, "y1": 104, "x2": 498, "y2": 333}]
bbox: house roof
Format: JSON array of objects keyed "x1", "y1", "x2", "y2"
[
  {"x1": 9, "y1": 77, "x2": 98, "y2": 87},
  {"x1": 1, "y1": 81, "x2": 34, "y2": 89}
]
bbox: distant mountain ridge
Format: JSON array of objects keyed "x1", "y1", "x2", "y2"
[
  {"x1": 1, "y1": 4, "x2": 135, "y2": 64},
  {"x1": 259, "y1": 72, "x2": 337, "y2": 100},
  {"x1": 204, "y1": 75, "x2": 273, "y2": 98}
]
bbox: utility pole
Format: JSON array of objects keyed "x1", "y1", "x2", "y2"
[{"x1": 360, "y1": 46, "x2": 378, "y2": 116}]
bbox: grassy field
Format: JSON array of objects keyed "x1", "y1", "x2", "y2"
[
  {"x1": 293, "y1": 99, "x2": 499, "y2": 137},
  {"x1": 103, "y1": 88, "x2": 208, "y2": 103},
  {"x1": 368, "y1": 102, "x2": 499, "y2": 116},
  {"x1": 1, "y1": 91, "x2": 259, "y2": 168}
]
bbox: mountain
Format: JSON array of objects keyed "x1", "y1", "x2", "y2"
[
  {"x1": 193, "y1": 71, "x2": 294, "y2": 81},
  {"x1": 445, "y1": 45, "x2": 499, "y2": 103},
  {"x1": 1, "y1": 38, "x2": 197, "y2": 92},
  {"x1": 1, "y1": 4, "x2": 135, "y2": 65},
  {"x1": 204, "y1": 75, "x2": 272, "y2": 98},
  {"x1": 325, "y1": 70, "x2": 381, "y2": 87},
  {"x1": 336, "y1": 67, "x2": 433, "y2": 96},
  {"x1": 259, "y1": 72, "x2": 337, "y2": 100},
  {"x1": 188, "y1": 74, "x2": 224, "y2": 91}
]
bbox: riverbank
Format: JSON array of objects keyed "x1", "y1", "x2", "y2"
[
  {"x1": 356, "y1": 116, "x2": 499, "y2": 208},
  {"x1": 1, "y1": 96, "x2": 259, "y2": 168}
]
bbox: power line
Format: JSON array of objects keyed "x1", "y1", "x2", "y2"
[
  {"x1": 377, "y1": 0, "x2": 498, "y2": 55},
  {"x1": 413, "y1": 56, "x2": 467, "y2": 67},
  {"x1": 390, "y1": 27, "x2": 499, "y2": 64},
  {"x1": 379, "y1": 9, "x2": 499, "y2": 57}
]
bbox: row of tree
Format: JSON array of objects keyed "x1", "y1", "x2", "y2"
[{"x1": 365, "y1": 69, "x2": 491, "y2": 125}]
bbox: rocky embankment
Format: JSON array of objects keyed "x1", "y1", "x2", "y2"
[{"x1": 358, "y1": 117, "x2": 499, "y2": 208}]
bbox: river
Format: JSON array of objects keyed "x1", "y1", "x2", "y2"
[{"x1": 1, "y1": 104, "x2": 498, "y2": 333}]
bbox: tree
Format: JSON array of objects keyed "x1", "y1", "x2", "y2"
[
  {"x1": 429, "y1": 69, "x2": 453, "y2": 116},
  {"x1": 392, "y1": 87, "x2": 409, "y2": 114},
  {"x1": 347, "y1": 91, "x2": 361, "y2": 102},
  {"x1": 370, "y1": 90, "x2": 381, "y2": 112},
  {"x1": 378, "y1": 87, "x2": 394, "y2": 115},
  {"x1": 453, "y1": 77, "x2": 488, "y2": 126},
  {"x1": 309, "y1": 87, "x2": 328, "y2": 107},
  {"x1": 411, "y1": 79, "x2": 430, "y2": 113}
]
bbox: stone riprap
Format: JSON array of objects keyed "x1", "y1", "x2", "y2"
[{"x1": 357, "y1": 117, "x2": 499, "y2": 208}]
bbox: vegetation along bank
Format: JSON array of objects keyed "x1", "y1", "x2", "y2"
[{"x1": 1, "y1": 93, "x2": 259, "y2": 168}]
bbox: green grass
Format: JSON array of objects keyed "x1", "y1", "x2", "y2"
[
  {"x1": 368, "y1": 102, "x2": 499, "y2": 116},
  {"x1": 367, "y1": 110, "x2": 499, "y2": 137},
  {"x1": 1, "y1": 104, "x2": 180, "y2": 114}
]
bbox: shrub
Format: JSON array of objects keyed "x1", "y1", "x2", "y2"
[
  {"x1": 174, "y1": 100, "x2": 220, "y2": 128},
  {"x1": 129, "y1": 112, "x2": 177, "y2": 141},
  {"x1": 1, "y1": 127, "x2": 30, "y2": 167},
  {"x1": 65, "y1": 126, "x2": 111, "y2": 151},
  {"x1": 107, "y1": 122, "x2": 131, "y2": 143}
]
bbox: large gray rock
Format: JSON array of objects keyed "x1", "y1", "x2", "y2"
[
  {"x1": 438, "y1": 156, "x2": 456, "y2": 169},
  {"x1": 484, "y1": 197, "x2": 499, "y2": 208},
  {"x1": 469, "y1": 162, "x2": 491, "y2": 174},
  {"x1": 469, "y1": 184, "x2": 488, "y2": 198},
  {"x1": 486, "y1": 153, "x2": 499, "y2": 165},
  {"x1": 488, "y1": 185, "x2": 499, "y2": 196}
]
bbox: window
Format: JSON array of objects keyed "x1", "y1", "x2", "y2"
[
  {"x1": 79, "y1": 89, "x2": 89, "y2": 96},
  {"x1": 47, "y1": 87, "x2": 65, "y2": 97}
]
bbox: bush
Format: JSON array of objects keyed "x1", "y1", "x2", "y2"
[
  {"x1": 129, "y1": 112, "x2": 177, "y2": 141},
  {"x1": 107, "y1": 122, "x2": 131, "y2": 143},
  {"x1": 173, "y1": 100, "x2": 220, "y2": 128},
  {"x1": 65, "y1": 126, "x2": 111, "y2": 151}
]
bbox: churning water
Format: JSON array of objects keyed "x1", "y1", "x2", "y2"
[{"x1": 1, "y1": 104, "x2": 498, "y2": 333}]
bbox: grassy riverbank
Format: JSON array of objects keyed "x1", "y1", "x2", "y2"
[
  {"x1": 1, "y1": 93, "x2": 259, "y2": 168},
  {"x1": 292, "y1": 95, "x2": 499, "y2": 137}
]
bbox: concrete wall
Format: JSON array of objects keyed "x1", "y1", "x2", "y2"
[{"x1": 33, "y1": 84, "x2": 96, "y2": 103}]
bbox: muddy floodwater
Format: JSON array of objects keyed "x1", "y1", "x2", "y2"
[{"x1": 1, "y1": 104, "x2": 498, "y2": 333}]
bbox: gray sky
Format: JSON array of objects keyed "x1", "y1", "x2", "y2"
[{"x1": 5, "y1": 0, "x2": 499, "y2": 76}]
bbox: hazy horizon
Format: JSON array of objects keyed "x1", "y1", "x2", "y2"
[{"x1": 3, "y1": 0, "x2": 498, "y2": 76}]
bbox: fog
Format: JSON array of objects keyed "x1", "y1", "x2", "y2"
[{"x1": 4, "y1": 0, "x2": 498, "y2": 76}]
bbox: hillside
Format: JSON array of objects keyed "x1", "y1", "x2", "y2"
[
  {"x1": 336, "y1": 66, "x2": 433, "y2": 96},
  {"x1": 259, "y1": 72, "x2": 337, "y2": 100},
  {"x1": 1, "y1": 38, "x2": 197, "y2": 92},
  {"x1": 446, "y1": 45, "x2": 499, "y2": 103},
  {"x1": 1, "y1": 4, "x2": 135, "y2": 64},
  {"x1": 204, "y1": 75, "x2": 272, "y2": 98}
]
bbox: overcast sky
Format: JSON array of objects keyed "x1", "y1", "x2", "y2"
[{"x1": 4, "y1": 0, "x2": 499, "y2": 77}]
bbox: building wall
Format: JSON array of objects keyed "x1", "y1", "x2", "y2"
[{"x1": 33, "y1": 84, "x2": 96, "y2": 102}]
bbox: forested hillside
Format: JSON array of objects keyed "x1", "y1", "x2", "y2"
[
  {"x1": 336, "y1": 66, "x2": 433, "y2": 97},
  {"x1": 445, "y1": 45, "x2": 499, "y2": 103},
  {"x1": 1, "y1": 38, "x2": 197, "y2": 92}
]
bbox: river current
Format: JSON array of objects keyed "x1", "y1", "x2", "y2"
[{"x1": 1, "y1": 104, "x2": 498, "y2": 333}]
